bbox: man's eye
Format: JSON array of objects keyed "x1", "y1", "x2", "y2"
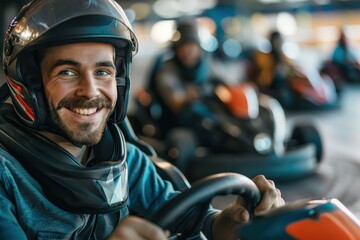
[
  {"x1": 59, "y1": 70, "x2": 75, "y2": 76},
  {"x1": 96, "y1": 70, "x2": 112, "y2": 77}
]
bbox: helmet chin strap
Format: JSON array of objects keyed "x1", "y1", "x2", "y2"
[{"x1": 0, "y1": 103, "x2": 129, "y2": 214}]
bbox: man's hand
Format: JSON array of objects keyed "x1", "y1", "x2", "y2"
[
  {"x1": 109, "y1": 216, "x2": 169, "y2": 240},
  {"x1": 211, "y1": 175, "x2": 285, "y2": 240}
]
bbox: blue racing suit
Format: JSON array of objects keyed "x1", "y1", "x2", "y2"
[{"x1": 0, "y1": 142, "x2": 218, "y2": 239}]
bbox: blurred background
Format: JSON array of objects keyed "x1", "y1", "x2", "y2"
[
  {"x1": 2, "y1": 0, "x2": 360, "y2": 218},
  {"x1": 2, "y1": 0, "x2": 360, "y2": 101}
]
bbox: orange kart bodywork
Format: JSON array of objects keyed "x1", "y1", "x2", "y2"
[{"x1": 239, "y1": 198, "x2": 360, "y2": 240}]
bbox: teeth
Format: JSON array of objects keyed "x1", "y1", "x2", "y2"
[{"x1": 72, "y1": 107, "x2": 97, "y2": 115}]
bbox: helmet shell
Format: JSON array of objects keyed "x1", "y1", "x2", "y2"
[
  {"x1": 3, "y1": 0, "x2": 138, "y2": 131},
  {"x1": 171, "y1": 19, "x2": 200, "y2": 48}
]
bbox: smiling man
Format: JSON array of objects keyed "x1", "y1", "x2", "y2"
[
  {"x1": 40, "y1": 43, "x2": 117, "y2": 146},
  {"x1": 0, "y1": 0, "x2": 284, "y2": 239}
]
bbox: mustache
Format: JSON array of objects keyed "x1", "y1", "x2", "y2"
[{"x1": 56, "y1": 96, "x2": 112, "y2": 110}]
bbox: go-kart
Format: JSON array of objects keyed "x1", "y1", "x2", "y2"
[
  {"x1": 321, "y1": 59, "x2": 360, "y2": 86},
  {"x1": 246, "y1": 51, "x2": 341, "y2": 111},
  {"x1": 123, "y1": 120, "x2": 359, "y2": 239},
  {"x1": 150, "y1": 172, "x2": 360, "y2": 239},
  {"x1": 129, "y1": 79, "x2": 323, "y2": 182}
]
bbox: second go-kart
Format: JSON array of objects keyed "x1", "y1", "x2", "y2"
[
  {"x1": 246, "y1": 50, "x2": 341, "y2": 111},
  {"x1": 150, "y1": 172, "x2": 360, "y2": 239},
  {"x1": 321, "y1": 59, "x2": 360, "y2": 86},
  {"x1": 129, "y1": 80, "x2": 323, "y2": 182}
]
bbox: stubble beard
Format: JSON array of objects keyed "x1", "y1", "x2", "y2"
[{"x1": 50, "y1": 96, "x2": 113, "y2": 146}]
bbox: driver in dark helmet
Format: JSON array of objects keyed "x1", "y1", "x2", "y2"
[
  {"x1": 150, "y1": 18, "x2": 228, "y2": 150},
  {"x1": 154, "y1": 18, "x2": 214, "y2": 115},
  {"x1": 0, "y1": 0, "x2": 284, "y2": 239}
]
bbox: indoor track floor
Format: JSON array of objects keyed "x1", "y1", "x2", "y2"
[{"x1": 212, "y1": 84, "x2": 360, "y2": 218}]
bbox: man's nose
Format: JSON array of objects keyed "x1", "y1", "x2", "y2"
[{"x1": 76, "y1": 73, "x2": 100, "y2": 99}]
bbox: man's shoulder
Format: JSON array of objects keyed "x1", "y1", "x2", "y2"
[
  {"x1": 0, "y1": 146, "x2": 26, "y2": 187},
  {"x1": 125, "y1": 142, "x2": 149, "y2": 160},
  {"x1": 125, "y1": 141, "x2": 137, "y2": 152},
  {"x1": 125, "y1": 142, "x2": 154, "y2": 169},
  {"x1": 0, "y1": 147, "x2": 22, "y2": 171}
]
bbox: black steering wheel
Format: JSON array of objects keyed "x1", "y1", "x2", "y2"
[{"x1": 150, "y1": 172, "x2": 261, "y2": 238}]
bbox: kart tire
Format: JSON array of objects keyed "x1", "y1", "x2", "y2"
[{"x1": 290, "y1": 124, "x2": 323, "y2": 162}]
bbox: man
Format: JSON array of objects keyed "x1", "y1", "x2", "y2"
[
  {"x1": 331, "y1": 27, "x2": 360, "y2": 83},
  {"x1": 0, "y1": 0, "x2": 284, "y2": 239},
  {"x1": 151, "y1": 19, "x2": 224, "y2": 148},
  {"x1": 154, "y1": 19, "x2": 212, "y2": 114},
  {"x1": 247, "y1": 30, "x2": 294, "y2": 108}
]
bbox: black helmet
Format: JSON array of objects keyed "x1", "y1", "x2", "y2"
[
  {"x1": 171, "y1": 18, "x2": 200, "y2": 48},
  {"x1": 3, "y1": 0, "x2": 138, "y2": 133}
]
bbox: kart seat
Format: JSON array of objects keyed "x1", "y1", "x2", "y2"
[{"x1": 120, "y1": 117, "x2": 191, "y2": 191}]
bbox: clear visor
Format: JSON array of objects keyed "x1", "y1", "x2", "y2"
[{"x1": 9, "y1": 0, "x2": 137, "y2": 54}]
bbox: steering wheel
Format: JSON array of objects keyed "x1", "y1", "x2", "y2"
[{"x1": 150, "y1": 172, "x2": 261, "y2": 238}]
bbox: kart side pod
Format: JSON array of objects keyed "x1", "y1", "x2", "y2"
[{"x1": 239, "y1": 198, "x2": 360, "y2": 240}]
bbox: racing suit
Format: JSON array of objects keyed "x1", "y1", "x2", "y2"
[{"x1": 0, "y1": 116, "x2": 218, "y2": 239}]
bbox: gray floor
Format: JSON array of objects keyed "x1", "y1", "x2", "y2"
[{"x1": 212, "y1": 84, "x2": 360, "y2": 218}]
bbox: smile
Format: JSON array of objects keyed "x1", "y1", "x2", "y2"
[{"x1": 71, "y1": 107, "x2": 98, "y2": 115}]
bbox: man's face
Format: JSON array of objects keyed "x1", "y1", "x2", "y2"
[
  {"x1": 176, "y1": 42, "x2": 202, "y2": 67},
  {"x1": 40, "y1": 42, "x2": 118, "y2": 146}
]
